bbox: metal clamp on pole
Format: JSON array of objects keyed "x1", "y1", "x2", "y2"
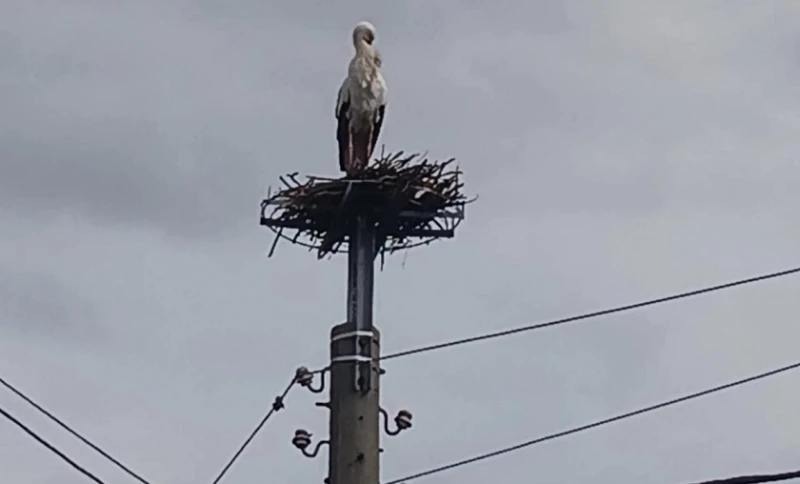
[{"x1": 330, "y1": 329, "x2": 376, "y2": 393}]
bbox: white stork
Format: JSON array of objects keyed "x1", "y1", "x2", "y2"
[{"x1": 335, "y1": 21, "x2": 387, "y2": 175}]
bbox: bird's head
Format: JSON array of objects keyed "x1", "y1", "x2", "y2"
[{"x1": 353, "y1": 21, "x2": 376, "y2": 45}]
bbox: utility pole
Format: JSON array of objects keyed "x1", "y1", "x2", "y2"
[
  {"x1": 260, "y1": 152, "x2": 467, "y2": 484},
  {"x1": 327, "y1": 214, "x2": 380, "y2": 484},
  {"x1": 329, "y1": 321, "x2": 380, "y2": 484}
]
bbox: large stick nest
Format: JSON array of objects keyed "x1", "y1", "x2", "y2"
[{"x1": 260, "y1": 151, "x2": 473, "y2": 259}]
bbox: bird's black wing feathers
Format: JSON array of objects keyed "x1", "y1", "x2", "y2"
[
  {"x1": 371, "y1": 104, "x2": 386, "y2": 154},
  {"x1": 336, "y1": 99, "x2": 351, "y2": 172}
]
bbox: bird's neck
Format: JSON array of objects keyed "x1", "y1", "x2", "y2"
[{"x1": 354, "y1": 40, "x2": 374, "y2": 57}]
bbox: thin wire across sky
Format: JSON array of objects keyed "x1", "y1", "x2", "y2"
[
  {"x1": 3, "y1": 264, "x2": 800, "y2": 484},
  {"x1": 381, "y1": 265, "x2": 800, "y2": 361},
  {"x1": 383, "y1": 358, "x2": 800, "y2": 484},
  {"x1": 0, "y1": 375, "x2": 154, "y2": 484}
]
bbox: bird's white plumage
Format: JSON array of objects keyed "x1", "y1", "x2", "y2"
[
  {"x1": 335, "y1": 21, "x2": 387, "y2": 174},
  {"x1": 354, "y1": 21, "x2": 376, "y2": 36}
]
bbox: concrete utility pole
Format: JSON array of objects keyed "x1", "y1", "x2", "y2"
[
  {"x1": 329, "y1": 322, "x2": 380, "y2": 484},
  {"x1": 328, "y1": 213, "x2": 380, "y2": 484},
  {"x1": 260, "y1": 152, "x2": 467, "y2": 484}
]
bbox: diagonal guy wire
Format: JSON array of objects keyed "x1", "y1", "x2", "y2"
[{"x1": 210, "y1": 376, "x2": 296, "y2": 484}]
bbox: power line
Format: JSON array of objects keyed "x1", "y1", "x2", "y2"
[
  {"x1": 210, "y1": 376, "x2": 296, "y2": 484},
  {"x1": 383, "y1": 358, "x2": 800, "y2": 484},
  {"x1": 381, "y1": 265, "x2": 800, "y2": 361},
  {"x1": 0, "y1": 403, "x2": 107, "y2": 484},
  {"x1": 690, "y1": 469, "x2": 800, "y2": 484},
  {"x1": 0, "y1": 374, "x2": 154, "y2": 484}
]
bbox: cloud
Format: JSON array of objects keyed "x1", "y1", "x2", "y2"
[
  {"x1": 2, "y1": 2, "x2": 800, "y2": 484},
  {"x1": 0, "y1": 265, "x2": 103, "y2": 345}
]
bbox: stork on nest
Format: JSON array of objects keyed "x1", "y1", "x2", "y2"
[{"x1": 260, "y1": 150, "x2": 473, "y2": 260}]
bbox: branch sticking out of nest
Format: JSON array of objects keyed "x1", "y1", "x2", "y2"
[{"x1": 260, "y1": 151, "x2": 473, "y2": 259}]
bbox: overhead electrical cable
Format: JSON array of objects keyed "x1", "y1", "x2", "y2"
[
  {"x1": 0, "y1": 403, "x2": 107, "y2": 484},
  {"x1": 688, "y1": 469, "x2": 800, "y2": 484},
  {"x1": 382, "y1": 266, "x2": 800, "y2": 361},
  {"x1": 383, "y1": 358, "x2": 800, "y2": 484},
  {"x1": 0, "y1": 374, "x2": 154, "y2": 484}
]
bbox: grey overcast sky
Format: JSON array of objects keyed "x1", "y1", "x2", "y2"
[{"x1": 2, "y1": 1, "x2": 800, "y2": 483}]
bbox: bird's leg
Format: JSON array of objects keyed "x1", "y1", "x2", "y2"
[
  {"x1": 347, "y1": 128, "x2": 355, "y2": 176},
  {"x1": 365, "y1": 125, "x2": 374, "y2": 164}
]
